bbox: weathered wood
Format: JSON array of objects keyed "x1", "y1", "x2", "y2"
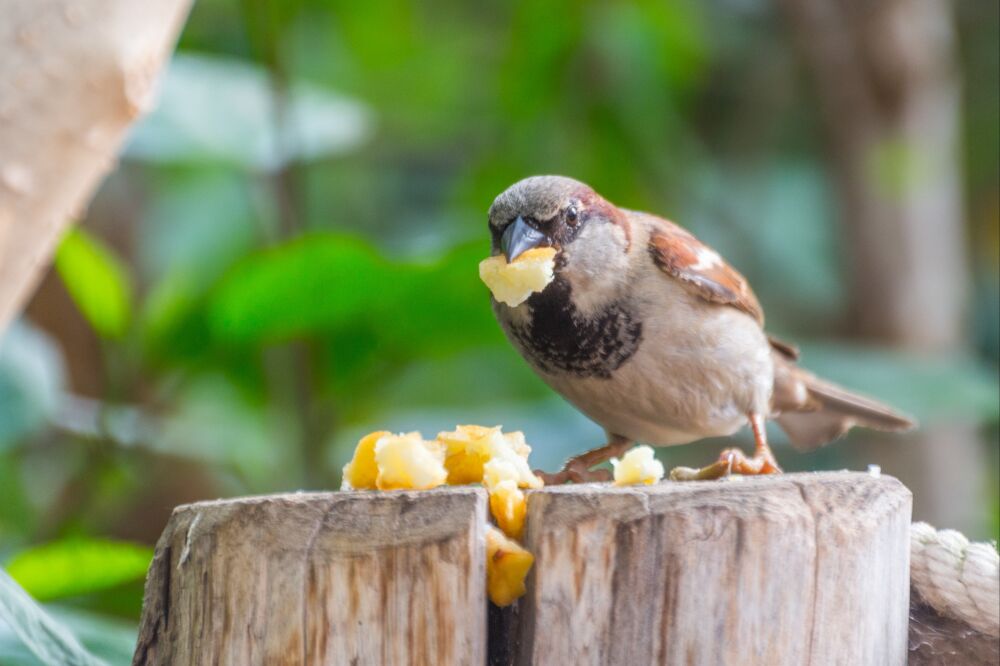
[
  {"x1": 513, "y1": 472, "x2": 912, "y2": 665},
  {"x1": 134, "y1": 473, "x2": 912, "y2": 665},
  {"x1": 132, "y1": 488, "x2": 488, "y2": 666}
]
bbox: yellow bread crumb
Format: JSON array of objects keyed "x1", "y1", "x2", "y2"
[
  {"x1": 478, "y1": 247, "x2": 557, "y2": 307},
  {"x1": 341, "y1": 430, "x2": 389, "y2": 490},
  {"x1": 500, "y1": 429, "x2": 533, "y2": 459},
  {"x1": 373, "y1": 432, "x2": 448, "y2": 490},
  {"x1": 486, "y1": 525, "x2": 534, "y2": 607},
  {"x1": 438, "y1": 425, "x2": 496, "y2": 485},
  {"x1": 488, "y1": 479, "x2": 527, "y2": 539},
  {"x1": 483, "y1": 430, "x2": 543, "y2": 489},
  {"x1": 611, "y1": 445, "x2": 665, "y2": 486},
  {"x1": 441, "y1": 426, "x2": 538, "y2": 538},
  {"x1": 438, "y1": 426, "x2": 543, "y2": 489},
  {"x1": 342, "y1": 426, "x2": 539, "y2": 605}
]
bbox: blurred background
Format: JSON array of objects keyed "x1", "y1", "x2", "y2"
[{"x1": 1, "y1": 0, "x2": 997, "y2": 661}]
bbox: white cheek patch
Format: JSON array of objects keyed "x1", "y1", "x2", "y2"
[{"x1": 562, "y1": 223, "x2": 630, "y2": 317}]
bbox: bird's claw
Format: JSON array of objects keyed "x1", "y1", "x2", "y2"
[
  {"x1": 669, "y1": 457, "x2": 733, "y2": 481},
  {"x1": 717, "y1": 446, "x2": 782, "y2": 475},
  {"x1": 534, "y1": 464, "x2": 613, "y2": 485},
  {"x1": 534, "y1": 468, "x2": 571, "y2": 485},
  {"x1": 670, "y1": 448, "x2": 781, "y2": 481}
]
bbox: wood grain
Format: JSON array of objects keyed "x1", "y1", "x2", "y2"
[
  {"x1": 133, "y1": 473, "x2": 911, "y2": 665},
  {"x1": 132, "y1": 488, "x2": 487, "y2": 666},
  {"x1": 513, "y1": 472, "x2": 912, "y2": 666}
]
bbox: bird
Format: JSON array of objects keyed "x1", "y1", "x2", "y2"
[{"x1": 485, "y1": 175, "x2": 915, "y2": 483}]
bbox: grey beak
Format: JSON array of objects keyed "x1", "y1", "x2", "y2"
[{"x1": 501, "y1": 216, "x2": 549, "y2": 262}]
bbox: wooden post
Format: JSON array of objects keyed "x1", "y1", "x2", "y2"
[
  {"x1": 132, "y1": 488, "x2": 488, "y2": 665},
  {"x1": 512, "y1": 472, "x2": 912, "y2": 665},
  {"x1": 133, "y1": 473, "x2": 911, "y2": 665}
]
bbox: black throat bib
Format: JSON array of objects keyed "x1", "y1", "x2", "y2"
[{"x1": 509, "y1": 277, "x2": 642, "y2": 378}]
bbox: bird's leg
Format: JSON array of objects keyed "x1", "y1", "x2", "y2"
[
  {"x1": 535, "y1": 434, "x2": 633, "y2": 485},
  {"x1": 719, "y1": 413, "x2": 782, "y2": 474},
  {"x1": 669, "y1": 413, "x2": 782, "y2": 481}
]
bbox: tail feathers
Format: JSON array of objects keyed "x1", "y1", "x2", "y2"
[
  {"x1": 803, "y1": 375, "x2": 916, "y2": 431},
  {"x1": 772, "y1": 356, "x2": 916, "y2": 451},
  {"x1": 776, "y1": 411, "x2": 855, "y2": 450}
]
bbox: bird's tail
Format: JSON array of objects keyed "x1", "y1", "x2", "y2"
[{"x1": 769, "y1": 344, "x2": 915, "y2": 451}]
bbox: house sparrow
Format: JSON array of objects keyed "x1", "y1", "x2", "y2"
[{"x1": 485, "y1": 175, "x2": 914, "y2": 483}]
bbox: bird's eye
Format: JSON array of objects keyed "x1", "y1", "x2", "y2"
[{"x1": 565, "y1": 205, "x2": 579, "y2": 225}]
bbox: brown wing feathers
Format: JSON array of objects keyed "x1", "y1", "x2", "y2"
[
  {"x1": 647, "y1": 217, "x2": 915, "y2": 450},
  {"x1": 647, "y1": 221, "x2": 764, "y2": 326}
]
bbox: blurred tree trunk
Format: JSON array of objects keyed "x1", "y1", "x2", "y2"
[
  {"x1": 778, "y1": 0, "x2": 982, "y2": 532},
  {"x1": 0, "y1": 0, "x2": 192, "y2": 333},
  {"x1": 778, "y1": 0, "x2": 967, "y2": 348}
]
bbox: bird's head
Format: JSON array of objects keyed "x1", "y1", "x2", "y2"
[{"x1": 488, "y1": 176, "x2": 631, "y2": 306}]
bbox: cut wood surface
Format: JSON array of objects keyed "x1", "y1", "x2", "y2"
[
  {"x1": 133, "y1": 473, "x2": 912, "y2": 665},
  {"x1": 0, "y1": 0, "x2": 192, "y2": 331},
  {"x1": 512, "y1": 472, "x2": 912, "y2": 666},
  {"x1": 132, "y1": 489, "x2": 488, "y2": 666}
]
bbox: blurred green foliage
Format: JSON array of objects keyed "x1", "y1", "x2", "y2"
[
  {"x1": 0, "y1": 0, "x2": 997, "y2": 661},
  {"x1": 55, "y1": 230, "x2": 133, "y2": 341},
  {"x1": 6, "y1": 540, "x2": 152, "y2": 603}
]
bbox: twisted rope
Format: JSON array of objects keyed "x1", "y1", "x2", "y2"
[{"x1": 910, "y1": 521, "x2": 999, "y2": 637}]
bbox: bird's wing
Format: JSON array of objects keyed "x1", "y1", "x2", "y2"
[{"x1": 645, "y1": 215, "x2": 764, "y2": 326}]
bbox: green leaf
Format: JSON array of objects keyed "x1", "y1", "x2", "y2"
[
  {"x1": 373, "y1": 241, "x2": 502, "y2": 356},
  {"x1": 0, "y1": 460, "x2": 35, "y2": 539},
  {"x1": 208, "y1": 233, "x2": 387, "y2": 342},
  {"x1": 0, "y1": 569, "x2": 106, "y2": 666},
  {"x1": 198, "y1": 233, "x2": 505, "y2": 405},
  {"x1": 5, "y1": 540, "x2": 152, "y2": 603},
  {"x1": 207, "y1": 233, "x2": 500, "y2": 353},
  {"x1": 55, "y1": 229, "x2": 132, "y2": 339}
]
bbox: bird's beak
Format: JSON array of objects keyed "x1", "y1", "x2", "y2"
[{"x1": 501, "y1": 216, "x2": 550, "y2": 262}]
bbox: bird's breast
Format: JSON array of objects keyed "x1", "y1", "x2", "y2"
[{"x1": 500, "y1": 277, "x2": 642, "y2": 379}]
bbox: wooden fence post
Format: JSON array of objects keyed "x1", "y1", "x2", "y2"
[
  {"x1": 133, "y1": 472, "x2": 911, "y2": 665},
  {"x1": 132, "y1": 489, "x2": 488, "y2": 665},
  {"x1": 511, "y1": 472, "x2": 912, "y2": 665}
]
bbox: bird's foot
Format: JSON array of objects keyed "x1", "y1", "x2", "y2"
[
  {"x1": 669, "y1": 447, "x2": 782, "y2": 481},
  {"x1": 534, "y1": 462, "x2": 613, "y2": 485},
  {"x1": 536, "y1": 436, "x2": 631, "y2": 485},
  {"x1": 668, "y1": 459, "x2": 732, "y2": 481}
]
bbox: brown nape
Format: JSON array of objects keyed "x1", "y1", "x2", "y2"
[
  {"x1": 579, "y1": 188, "x2": 632, "y2": 251},
  {"x1": 770, "y1": 352, "x2": 916, "y2": 451}
]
